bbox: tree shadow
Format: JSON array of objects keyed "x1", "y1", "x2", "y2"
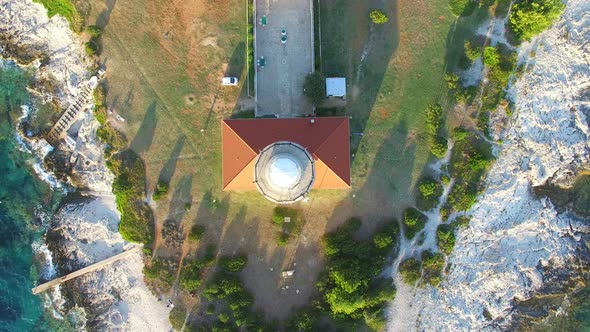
[
  {"x1": 157, "y1": 135, "x2": 186, "y2": 185},
  {"x1": 130, "y1": 101, "x2": 157, "y2": 156},
  {"x1": 225, "y1": 42, "x2": 246, "y2": 80},
  {"x1": 95, "y1": 0, "x2": 117, "y2": 28},
  {"x1": 165, "y1": 175, "x2": 193, "y2": 225}
]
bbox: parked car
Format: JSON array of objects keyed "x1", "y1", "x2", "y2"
[{"x1": 221, "y1": 77, "x2": 239, "y2": 86}]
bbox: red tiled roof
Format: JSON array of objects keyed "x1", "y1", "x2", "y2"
[{"x1": 222, "y1": 117, "x2": 350, "y2": 190}]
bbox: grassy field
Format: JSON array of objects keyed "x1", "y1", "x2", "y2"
[
  {"x1": 78, "y1": 0, "x2": 487, "y2": 327},
  {"x1": 318, "y1": 0, "x2": 460, "y2": 230}
]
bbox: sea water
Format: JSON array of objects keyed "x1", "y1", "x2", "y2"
[{"x1": 0, "y1": 64, "x2": 73, "y2": 331}]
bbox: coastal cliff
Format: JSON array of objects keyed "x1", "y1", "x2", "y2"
[{"x1": 0, "y1": 1, "x2": 170, "y2": 330}]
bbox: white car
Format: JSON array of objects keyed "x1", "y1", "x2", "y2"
[{"x1": 221, "y1": 77, "x2": 239, "y2": 86}]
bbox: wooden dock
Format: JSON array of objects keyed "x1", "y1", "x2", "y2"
[{"x1": 32, "y1": 246, "x2": 142, "y2": 294}]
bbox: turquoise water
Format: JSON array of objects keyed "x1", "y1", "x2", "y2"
[{"x1": 0, "y1": 65, "x2": 69, "y2": 331}]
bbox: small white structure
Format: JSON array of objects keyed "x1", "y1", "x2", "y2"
[{"x1": 326, "y1": 77, "x2": 346, "y2": 98}]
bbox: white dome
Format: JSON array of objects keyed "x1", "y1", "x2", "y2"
[{"x1": 268, "y1": 155, "x2": 301, "y2": 189}]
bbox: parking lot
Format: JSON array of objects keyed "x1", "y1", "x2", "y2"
[{"x1": 255, "y1": 0, "x2": 314, "y2": 117}]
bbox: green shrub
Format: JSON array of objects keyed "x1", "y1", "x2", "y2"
[
  {"x1": 454, "y1": 85, "x2": 477, "y2": 104},
  {"x1": 483, "y1": 47, "x2": 500, "y2": 67},
  {"x1": 169, "y1": 305, "x2": 186, "y2": 331},
  {"x1": 509, "y1": 0, "x2": 565, "y2": 41},
  {"x1": 179, "y1": 260, "x2": 206, "y2": 292},
  {"x1": 33, "y1": 0, "x2": 79, "y2": 26},
  {"x1": 436, "y1": 224, "x2": 456, "y2": 255},
  {"x1": 372, "y1": 221, "x2": 399, "y2": 250},
  {"x1": 112, "y1": 151, "x2": 153, "y2": 244},
  {"x1": 85, "y1": 25, "x2": 102, "y2": 38},
  {"x1": 464, "y1": 40, "x2": 482, "y2": 60},
  {"x1": 218, "y1": 313, "x2": 230, "y2": 324},
  {"x1": 444, "y1": 72, "x2": 460, "y2": 90},
  {"x1": 453, "y1": 127, "x2": 469, "y2": 141},
  {"x1": 448, "y1": 0, "x2": 476, "y2": 16},
  {"x1": 403, "y1": 208, "x2": 428, "y2": 239},
  {"x1": 152, "y1": 180, "x2": 169, "y2": 201},
  {"x1": 205, "y1": 304, "x2": 216, "y2": 315},
  {"x1": 94, "y1": 107, "x2": 107, "y2": 125},
  {"x1": 84, "y1": 41, "x2": 97, "y2": 56},
  {"x1": 425, "y1": 103, "x2": 443, "y2": 135},
  {"x1": 399, "y1": 258, "x2": 421, "y2": 285},
  {"x1": 188, "y1": 224, "x2": 205, "y2": 242},
  {"x1": 143, "y1": 259, "x2": 174, "y2": 287},
  {"x1": 416, "y1": 178, "x2": 443, "y2": 211},
  {"x1": 286, "y1": 308, "x2": 320, "y2": 332},
  {"x1": 441, "y1": 175, "x2": 451, "y2": 185},
  {"x1": 219, "y1": 255, "x2": 248, "y2": 272},
  {"x1": 421, "y1": 251, "x2": 445, "y2": 286},
  {"x1": 448, "y1": 183, "x2": 478, "y2": 211},
  {"x1": 431, "y1": 136, "x2": 448, "y2": 159},
  {"x1": 303, "y1": 72, "x2": 325, "y2": 106},
  {"x1": 373, "y1": 232, "x2": 394, "y2": 249},
  {"x1": 277, "y1": 232, "x2": 290, "y2": 246},
  {"x1": 369, "y1": 10, "x2": 389, "y2": 24},
  {"x1": 451, "y1": 215, "x2": 472, "y2": 229}
]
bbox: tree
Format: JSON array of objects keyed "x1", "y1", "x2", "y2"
[
  {"x1": 303, "y1": 72, "x2": 325, "y2": 106},
  {"x1": 444, "y1": 72, "x2": 460, "y2": 90},
  {"x1": 483, "y1": 47, "x2": 500, "y2": 67},
  {"x1": 437, "y1": 224, "x2": 456, "y2": 255},
  {"x1": 399, "y1": 258, "x2": 421, "y2": 285},
  {"x1": 464, "y1": 40, "x2": 482, "y2": 60},
  {"x1": 188, "y1": 224, "x2": 205, "y2": 242},
  {"x1": 369, "y1": 10, "x2": 389, "y2": 24},
  {"x1": 219, "y1": 255, "x2": 248, "y2": 272},
  {"x1": 510, "y1": 0, "x2": 565, "y2": 41}
]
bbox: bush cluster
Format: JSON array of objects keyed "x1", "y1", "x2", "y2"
[
  {"x1": 421, "y1": 251, "x2": 445, "y2": 286},
  {"x1": 188, "y1": 224, "x2": 205, "y2": 242},
  {"x1": 424, "y1": 104, "x2": 448, "y2": 159},
  {"x1": 369, "y1": 10, "x2": 389, "y2": 24},
  {"x1": 219, "y1": 255, "x2": 248, "y2": 273},
  {"x1": 448, "y1": 131, "x2": 494, "y2": 212},
  {"x1": 483, "y1": 46, "x2": 500, "y2": 67},
  {"x1": 33, "y1": 0, "x2": 81, "y2": 29},
  {"x1": 480, "y1": 43, "x2": 517, "y2": 112},
  {"x1": 403, "y1": 208, "x2": 428, "y2": 240},
  {"x1": 509, "y1": 0, "x2": 565, "y2": 41},
  {"x1": 448, "y1": 0, "x2": 476, "y2": 16},
  {"x1": 112, "y1": 151, "x2": 154, "y2": 244},
  {"x1": 317, "y1": 218, "x2": 399, "y2": 330},
  {"x1": 143, "y1": 258, "x2": 175, "y2": 287},
  {"x1": 399, "y1": 251, "x2": 446, "y2": 287},
  {"x1": 436, "y1": 224, "x2": 456, "y2": 255},
  {"x1": 303, "y1": 72, "x2": 325, "y2": 106},
  {"x1": 464, "y1": 40, "x2": 482, "y2": 61},
  {"x1": 202, "y1": 272, "x2": 268, "y2": 330},
  {"x1": 152, "y1": 180, "x2": 169, "y2": 201},
  {"x1": 179, "y1": 259, "x2": 209, "y2": 292},
  {"x1": 416, "y1": 177, "x2": 443, "y2": 211},
  {"x1": 398, "y1": 258, "x2": 421, "y2": 284}
]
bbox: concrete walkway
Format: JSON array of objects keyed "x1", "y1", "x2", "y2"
[
  {"x1": 32, "y1": 246, "x2": 142, "y2": 294},
  {"x1": 255, "y1": 0, "x2": 314, "y2": 117}
]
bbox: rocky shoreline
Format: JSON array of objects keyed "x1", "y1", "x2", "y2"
[
  {"x1": 0, "y1": 1, "x2": 170, "y2": 330},
  {"x1": 388, "y1": 0, "x2": 590, "y2": 330}
]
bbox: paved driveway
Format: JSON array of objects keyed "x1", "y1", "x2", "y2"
[{"x1": 255, "y1": 0, "x2": 313, "y2": 117}]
